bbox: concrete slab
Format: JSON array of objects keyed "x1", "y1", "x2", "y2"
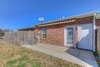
[
  {"x1": 22, "y1": 44, "x2": 98, "y2": 67},
  {"x1": 66, "y1": 48, "x2": 98, "y2": 67}
]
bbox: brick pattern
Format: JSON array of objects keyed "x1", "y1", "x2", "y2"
[
  {"x1": 96, "y1": 29, "x2": 100, "y2": 55},
  {"x1": 96, "y1": 19, "x2": 100, "y2": 27},
  {"x1": 77, "y1": 17, "x2": 93, "y2": 24},
  {"x1": 40, "y1": 26, "x2": 64, "y2": 46},
  {"x1": 39, "y1": 16, "x2": 94, "y2": 46}
]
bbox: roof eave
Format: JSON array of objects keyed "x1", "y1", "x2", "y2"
[{"x1": 37, "y1": 12, "x2": 100, "y2": 27}]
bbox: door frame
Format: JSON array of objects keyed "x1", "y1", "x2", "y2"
[{"x1": 64, "y1": 25, "x2": 76, "y2": 47}]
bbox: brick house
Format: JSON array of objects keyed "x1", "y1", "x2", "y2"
[{"x1": 35, "y1": 13, "x2": 100, "y2": 51}]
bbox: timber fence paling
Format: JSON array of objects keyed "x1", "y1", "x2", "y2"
[{"x1": 3, "y1": 31, "x2": 38, "y2": 45}]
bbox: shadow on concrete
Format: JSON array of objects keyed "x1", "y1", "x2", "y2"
[{"x1": 65, "y1": 25, "x2": 98, "y2": 67}]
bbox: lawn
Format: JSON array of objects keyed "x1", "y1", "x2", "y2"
[
  {"x1": 97, "y1": 62, "x2": 100, "y2": 67},
  {"x1": 94, "y1": 52, "x2": 100, "y2": 67},
  {"x1": 0, "y1": 41, "x2": 81, "y2": 67}
]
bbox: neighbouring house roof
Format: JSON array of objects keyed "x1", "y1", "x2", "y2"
[
  {"x1": 37, "y1": 12, "x2": 100, "y2": 27},
  {"x1": 18, "y1": 27, "x2": 35, "y2": 31}
]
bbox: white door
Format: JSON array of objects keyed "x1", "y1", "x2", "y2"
[
  {"x1": 64, "y1": 26, "x2": 75, "y2": 47},
  {"x1": 78, "y1": 24, "x2": 93, "y2": 50}
]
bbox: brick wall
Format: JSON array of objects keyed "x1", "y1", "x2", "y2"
[
  {"x1": 40, "y1": 25, "x2": 64, "y2": 46},
  {"x1": 96, "y1": 19, "x2": 100, "y2": 55},
  {"x1": 39, "y1": 16, "x2": 93, "y2": 46},
  {"x1": 96, "y1": 28, "x2": 100, "y2": 55},
  {"x1": 96, "y1": 19, "x2": 100, "y2": 27}
]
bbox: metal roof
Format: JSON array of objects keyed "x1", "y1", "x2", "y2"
[{"x1": 37, "y1": 12, "x2": 100, "y2": 27}]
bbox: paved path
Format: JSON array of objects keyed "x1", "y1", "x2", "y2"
[{"x1": 22, "y1": 44, "x2": 98, "y2": 67}]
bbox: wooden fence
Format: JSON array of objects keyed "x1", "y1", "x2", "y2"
[{"x1": 3, "y1": 31, "x2": 39, "y2": 45}]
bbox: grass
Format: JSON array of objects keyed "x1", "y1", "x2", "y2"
[
  {"x1": 93, "y1": 51, "x2": 100, "y2": 67},
  {"x1": 97, "y1": 62, "x2": 100, "y2": 67},
  {"x1": 0, "y1": 41, "x2": 81, "y2": 67}
]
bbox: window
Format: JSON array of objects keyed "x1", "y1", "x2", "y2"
[
  {"x1": 67, "y1": 28, "x2": 73, "y2": 44},
  {"x1": 41, "y1": 28, "x2": 47, "y2": 38}
]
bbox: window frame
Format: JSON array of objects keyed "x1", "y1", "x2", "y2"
[
  {"x1": 66, "y1": 27, "x2": 73, "y2": 44},
  {"x1": 41, "y1": 28, "x2": 47, "y2": 39}
]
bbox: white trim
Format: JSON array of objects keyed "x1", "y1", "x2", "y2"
[
  {"x1": 64, "y1": 25, "x2": 76, "y2": 47},
  {"x1": 92, "y1": 14, "x2": 96, "y2": 51},
  {"x1": 64, "y1": 26, "x2": 67, "y2": 46},
  {"x1": 64, "y1": 23, "x2": 94, "y2": 51}
]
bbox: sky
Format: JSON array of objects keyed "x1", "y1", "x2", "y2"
[{"x1": 0, "y1": 0, "x2": 100, "y2": 30}]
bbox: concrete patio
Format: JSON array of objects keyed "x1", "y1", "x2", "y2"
[{"x1": 22, "y1": 44, "x2": 98, "y2": 67}]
